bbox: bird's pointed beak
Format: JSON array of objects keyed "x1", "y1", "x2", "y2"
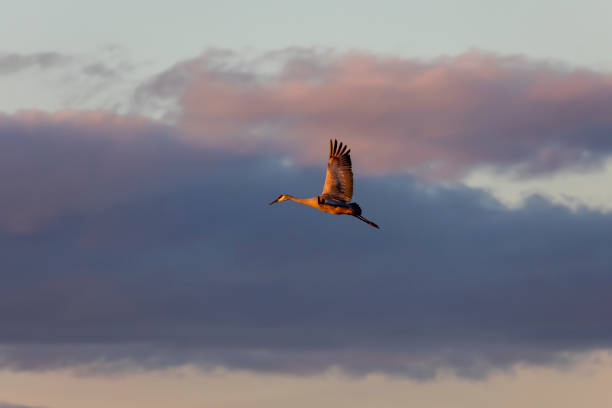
[{"x1": 269, "y1": 195, "x2": 283, "y2": 205}]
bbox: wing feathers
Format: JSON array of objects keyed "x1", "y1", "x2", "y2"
[
  {"x1": 321, "y1": 139, "x2": 354, "y2": 202},
  {"x1": 329, "y1": 140, "x2": 350, "y2": 158}
]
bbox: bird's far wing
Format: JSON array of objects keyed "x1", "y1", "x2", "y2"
[{"x1": 321, "y1": 139, "x2": 353, "y2": 202}]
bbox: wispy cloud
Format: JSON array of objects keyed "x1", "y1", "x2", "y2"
[
  {"x1": 0, "y1": 52, "x2": 70, "y2": 74},
  {"x1": 0, "y1": 48, "x2": 140, "y2": 114}
]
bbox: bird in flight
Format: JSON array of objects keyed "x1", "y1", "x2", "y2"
[{"x1": 269, "y1": 139, "x2": 379, "y2": 229}]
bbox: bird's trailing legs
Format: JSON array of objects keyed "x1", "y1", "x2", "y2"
[{"x1": 354, "y1": 214, "x2": 379, "y2": 229}]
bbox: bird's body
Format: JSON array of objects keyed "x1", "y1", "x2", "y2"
[{"x1": 270, "y1": 140, "x2": 379, "y2": 229}]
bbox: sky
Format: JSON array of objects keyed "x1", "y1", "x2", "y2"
[{"x1": 2, "y1": 1, "x2": 612, "y2": 407}]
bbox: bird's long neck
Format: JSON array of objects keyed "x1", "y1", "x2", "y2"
[{"x1": 286, "y1": 195, "x2": 319, "y2": 209}]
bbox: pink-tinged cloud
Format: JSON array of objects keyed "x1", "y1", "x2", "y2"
[{"x1": 152, "y1": 50, "x2": 612, "y2": 177}]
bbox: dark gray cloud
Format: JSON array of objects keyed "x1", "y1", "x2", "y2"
[
  {"x1": 0, "y1": 52, "x2": 70, "y2": 74},
  {"x1": 0, "y1": 113, "x2": 611, "y2": 379}
]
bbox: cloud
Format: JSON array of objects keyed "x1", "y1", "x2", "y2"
[
  {"x1": 1, "y1": 112, "x2": 612, "y2": 379},
  {"x1": 10, "y1": 48, "x2": 612, "y2": 179},
  {"x1": 81, "y1": 62, "x2": 119, "y2": 78},
  {"x1": 0, "y1": 402, "x2": 47, "y2": 408},
  {"x1": 138, "y1": 49, "x2": 612, "y2": 177},
  {"x1": 0, "y1": 48, "x2": 141, "y2": 115},
  {"x1": 0, "y1": 50, "x2": 122, "y2": 79},
  {"x1": 0, "y1": 52, "x2": 70, "y2": 74},
  {"x1": 0, "y1": 111, "x2": 181, "y2": 232}
]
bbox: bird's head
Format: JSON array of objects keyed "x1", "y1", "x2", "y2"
[{"x1": 269, "y1": 194, "x2": 290, "y2": 205}]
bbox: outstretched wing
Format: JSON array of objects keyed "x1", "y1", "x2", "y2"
[{"x1": 321, "y1": 139, "x2": 353, "y2": 202}]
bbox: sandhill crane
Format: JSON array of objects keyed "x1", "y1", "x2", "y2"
[{"x1": 269, "y1": 139, "x2": 379, "y2": 229}]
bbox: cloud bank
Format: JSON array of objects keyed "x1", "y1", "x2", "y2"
[
  {"x1": 1, "y1": 110, "x2": 611, "y2": 379},
  {"x1": 137, "y1": 49, "x2": 612, "y2": 177}
]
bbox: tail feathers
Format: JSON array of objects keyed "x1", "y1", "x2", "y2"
[{"x1": 355, "y1": 215, "x2": 380, "y2": 229}]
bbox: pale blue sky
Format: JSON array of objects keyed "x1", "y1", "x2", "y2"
[
  {"x1": 3, "y1": 0, "x2": 611, "y2": 115},
  {"x1": 2, "y1": 0, "x2": 612, "y2": 69}
]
